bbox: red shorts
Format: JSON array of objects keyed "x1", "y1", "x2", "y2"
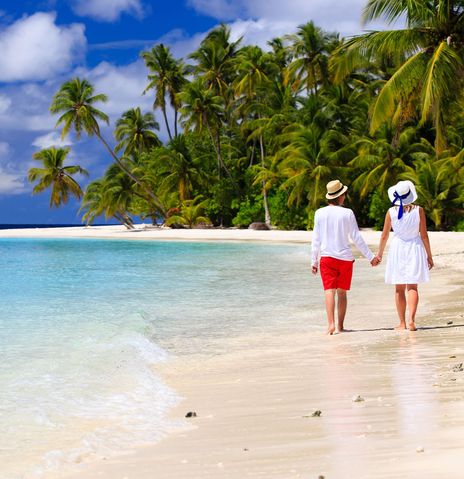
[{"x1": 320, "y1": 257, "x2": 354, "y2": 291}]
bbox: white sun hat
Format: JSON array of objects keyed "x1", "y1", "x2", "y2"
[
  {"x1": 387, "y1": 180, "x2": 418, "y2": 219},
  {"x1": 325, "y1": 179, "x2": 348, "y2": 200}
]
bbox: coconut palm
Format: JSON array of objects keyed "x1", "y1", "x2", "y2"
[
  {"x1": 331, "y1": 0, "x2": 464, "y2": 152},
  {"x1": 141, "y1": 44, "x2": 187, "y2": 139},
  {"x1": 234, "y1": 46, "x2": 279, "y2": 226},
  {"x1": 114, "y1": 107, "x2": 161, "y2": 155},
  {"x1": 165, "y1": 197, "x2": 211, "y2": 228},
  {"x1": 285, "y1": 22, "x2": 339, "y2": 95},
  {"x1": 50, "y1": 77, "x2": 165, "y2": 215},
  {"x1": 28, "y1": 147, "x2": 88, "y2": 208},
  {"x1": 152, "y1": 135, "x2": 204, "y2": 202},
  {"x1": 179, "y1": 78, "x2": 231, "y2": 177}
]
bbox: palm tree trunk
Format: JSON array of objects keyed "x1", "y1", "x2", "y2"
[
  {"x1": 94, "y1": 128, "x2": 166, "y2": 216},
  {"x1": 259, "y1": 131, "x2": 271, "y2": 227},
  {"x1": 174, "y1": 108, "x2": 179, "y2": 138},
  {"x1": 162, "y1": 105, "x2": 173, "y2": 141}
]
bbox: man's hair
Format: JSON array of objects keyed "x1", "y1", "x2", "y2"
[{"x1": 327, "y1": 196, "x2": 343, "y2": 205}]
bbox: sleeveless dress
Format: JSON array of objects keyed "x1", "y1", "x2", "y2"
[{"x1": 385, "y1": 206, "x2": 430, "y2": 284}]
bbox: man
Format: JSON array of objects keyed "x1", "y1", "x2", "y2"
[{"x1": 311, "y1": 180, "x2": 379, "y2": 334}]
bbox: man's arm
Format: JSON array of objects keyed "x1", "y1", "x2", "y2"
[
  {"x1": 348, "y1": 210, "x2": 375, "y2": 262},
  {"x1": 311, "y1": 212, "x2": 321, "y2": 274}
]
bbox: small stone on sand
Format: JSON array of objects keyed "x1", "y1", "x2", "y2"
[
  {"x1": 416, "y1": 446, "x2": 424, "y2": 453},
  {"x1": 311, "y1": 410, "x2": 322, "y2": 417},
  {"x1": 452, "y1": 363, "x2": 463, "y2": 372},
  {"x1": 352, "y1": 395, "x2": 365, "y2": 402},
  {"x1": 185, "y1": 411, "x2": 197, "y2": 418},
  {"x1": 447, "y1": 321, "x2": 453, "y2": 325}
]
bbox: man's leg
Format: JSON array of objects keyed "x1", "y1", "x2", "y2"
[
  {"x1": 337, "y1": 289, "x2": 347, "y2": 332},
  {"x1": 395, "y1": 284, "x2": 407, "y2": 330},
  {"x1": 406, "y1": 284, "x2": 419, "y2": 331},
  {"x1": 324, "y1": 289, "x2": 336, "y2": 335}
]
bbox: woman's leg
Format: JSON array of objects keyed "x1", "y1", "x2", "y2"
[
  {"x1": 395, "y1": 284, "x2": 407, "y2": 329},
  {"x1": 407, "y1": 284, "x2": 419, "y2": 331}
]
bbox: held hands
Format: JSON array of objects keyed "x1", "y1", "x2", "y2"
[
  {"x1": 311, "y1": 264, "x2": 318, "y2": 275},
  {"x1": 370, "y1": 255, "x2": 382, "y2": 267}
]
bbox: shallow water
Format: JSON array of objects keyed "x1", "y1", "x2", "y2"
[{"x1": 0, "y1": 238, "x2": 320, "y2": 478}]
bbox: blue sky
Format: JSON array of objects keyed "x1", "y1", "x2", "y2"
[{"x1": 0, "y1": 0, "x2": 379, "y2": 224}]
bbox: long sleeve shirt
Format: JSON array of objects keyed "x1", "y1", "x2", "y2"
[{"x1": 311, "y1": 205, "x2": 375, "y2": 266}]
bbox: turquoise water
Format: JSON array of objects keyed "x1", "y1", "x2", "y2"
[{"x1": 0, "y1": 238, "x2": 316, "y2": 478}]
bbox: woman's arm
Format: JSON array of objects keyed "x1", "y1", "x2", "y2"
[
  {"x1": 377, "y1": 211, "x2": 391, "y2": 260},
  {"x1": 419, "y1": 207, "x2": 434, "y2": 269}
]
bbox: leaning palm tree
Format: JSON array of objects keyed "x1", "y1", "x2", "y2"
[
  {"x1": 28, "y1": 147, "x2": 88, "y2": 208},
  {"x1": 331, "y1": 0, "x2": 464, "y2": 153},
  {"x1": 141, "y1": 44, "x2": 187, "y2": 139},
  {"x1": 114, "y1": 107, "x2": 161, "y2": 155},
  {"x1": 50, "y1": 77, "x2": 165, "y2": 215}
]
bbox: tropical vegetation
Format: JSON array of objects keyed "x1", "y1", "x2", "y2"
[{"x1": 29, "y1": 1, "x2": 464, "y2": 230}]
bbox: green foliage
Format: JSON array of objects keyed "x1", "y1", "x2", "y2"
[
  {"x1": 368, "y1": 191, "x2": 391, "y2": 230},
  {"x1": 232, "y1": 195, "x2": 263, "y2": 227}
]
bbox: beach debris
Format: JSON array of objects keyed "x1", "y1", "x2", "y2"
[
  {"x1": 447, "y1": 321, "x2": 453, "y2": 325},
  {"x1": 449, "y1": 355, "x2": 457, "y2": 358},
  {"x1": 452, "y1": 363, "x2": 463, "y2": 372},
  {"x1": 185, "y1": 411, "x2": 197, "y2": 418},
  {"x1": 352, "y1": 395, "x2": 365, "y2": 403},
  {"x1": 318, "y1": 475, "x2": 326, "y2": 479},
  {"x1": 416, "y1": 446, "x2": 424, "y2": 453},
  {"x1": 243, "y1": 448, "x2": 249, "y2": 452},
  {"x1": 302, "y1": 410, "x2": 322, "y2": 418}
]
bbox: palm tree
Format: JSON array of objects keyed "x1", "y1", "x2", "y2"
[
  {"x1": 234, "y1": 45, "x2": 279, "y2": 226},
  {"x1": 114, "y1": 107, "x2": 161, "y2": 155},
  {"x1": 285, "y1": 22, "x2": 338, "y2": 95},
  {"x1": 179, "y1": 78, "x2": 231, "y2": 177},
  {"x1": 331, "y1": 0, "x2": 464, "y2": 152},
  {"x1": 349, "y1": 126, "x2": 427, "y2": 198},
  {"x1": 141, "y1": 44, "x2": 187, "y2": 139},
  {"x1": 153, "y1": 135, "x2": 204, "y2": 202},
  {"x1": 28, "y1": 147, "x2": 88, "y2": 208},
  {"x1": 165, "y1": 197, "x2": 211, "y2": 228},
  {"x1": 50, "y1": 77, "x2": 165, "y2": 215}
]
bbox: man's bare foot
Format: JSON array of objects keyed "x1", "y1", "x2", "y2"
[
  {"x1": 395, "y1": 324, "x2": 407, "y2": 330},
  {"x1": 337, "y1": 328, "x2": 346, "y2": 333},
  {"x1": 326, "y1": 326, "x2": 336, "y2": 335},
  {"x1": 409, "y1": 322, "x2": 417, "y2": 331}
]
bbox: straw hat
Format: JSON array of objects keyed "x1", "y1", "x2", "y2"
[
  {"x1": 326, "y1": 180, "x2": 348, "y2": 200},
  {"x1": 387, "y1": 180, "x2": 418, "y2": 206}
]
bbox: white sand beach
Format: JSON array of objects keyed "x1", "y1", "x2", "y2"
[{"x1": 1, "y1": 226, "x2": 463, "y2": 479}]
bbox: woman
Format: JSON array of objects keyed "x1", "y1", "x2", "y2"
[{"x1": 377, "y1": 180, "x2": 434, "y2": 331}]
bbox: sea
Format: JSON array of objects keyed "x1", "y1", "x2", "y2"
[{"x1": 0, "y1": 237, "x2": 318, "y2": 478}]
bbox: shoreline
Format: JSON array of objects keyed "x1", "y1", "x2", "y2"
[{"x1": 3, "y1": 226, "x2": 463, "y2": 478}]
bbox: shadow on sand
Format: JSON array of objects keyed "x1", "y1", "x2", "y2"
[{"x1": 343, "y1": 324, "x2": 464, "y2": 333}]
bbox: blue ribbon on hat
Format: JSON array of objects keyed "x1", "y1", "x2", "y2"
[{"x1": 391, "y1": 190, "x2": 411, "y2": 219}]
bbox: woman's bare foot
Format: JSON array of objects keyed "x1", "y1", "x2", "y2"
[
  {"x1": 326, "y1": 325, "x2": 336, "y2": 335},
  {"x1": 409, "y1": 322, "x2": 417, "y2": 331},
  {"x1": 395, "y1": 323, "x2": 407, "y2": 330}
]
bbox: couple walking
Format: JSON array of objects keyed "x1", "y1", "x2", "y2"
[{"x1": 311, "y1": 179, "x2": 434, "y2": 334}]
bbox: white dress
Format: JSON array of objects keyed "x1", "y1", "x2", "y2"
[{"x1": 385, "y1": 206, "x2": 430, "y2": 284}]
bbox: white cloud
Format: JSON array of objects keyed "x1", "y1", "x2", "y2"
[
  {"x1": 32, "y1": 132, "x2": 73, "y2": 149},
  {"x1": 72, "y1": 0, "x2": 145, "y2": 22},
  {"x1": 0, "y1": 141, "x2": 26, "y2": 194},
  {"x1": 188, "y1": 0, "x2": 394, "y2": 37},
  {"x1": 0, "y1": 12, "x2": 86, "y2": 82}
]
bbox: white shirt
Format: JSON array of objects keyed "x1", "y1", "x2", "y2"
[{"x1": 311, "y1": 205, "x2": 374, "y2": 265}]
